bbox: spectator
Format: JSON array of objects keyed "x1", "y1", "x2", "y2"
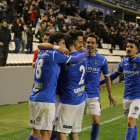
[
  {"x1": 66, "y1": 20, "x2": 73, "y2": 30},
  {"x1": 34, "y1": 2, "x2": 41, "y2": 28},
  {"x1": 28, "y1": 5, "x2": 37, "y2": 27},
  {"x1": 0, "y1": 19, "x2": 11, "y2": 66},
  {"x1": 35, "y1": 22, "x2": 48, "y2": 43},
  {"x1": 11, "y1": 17, "x2": 24, "y2": 53},
  {"x1": 19, "y1": 17, "x2": 27, "y2": 54},
  {"x1": 39, "y1": 0, "x2": 45, "y2": 10},
  {"x1": 0, "y1": 0, "x2": 7, "y2": 23},
  {"x1": 7, "y1": 0, "x2": 14, "y2": 24},
  {"x1": 26, "y1": 21, "x2": 36, "y2": 54},
  {"x1": 23, "y1": 6, "x2": 30, "y2": 25}
]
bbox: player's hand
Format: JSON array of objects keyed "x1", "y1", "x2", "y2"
[
  {"x1": 0, "y1": 42, "x2": 4, "y2": 46},
  {"x1": 108, "y1": 93, "x2": 117, "y2": 106},
  {"x1": 58, "y1": 47, "x2": 69, "y2": 55}
]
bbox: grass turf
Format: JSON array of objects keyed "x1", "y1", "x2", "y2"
[{"x1": 1, "y1": 82, "x2": 139, "y2": 140}]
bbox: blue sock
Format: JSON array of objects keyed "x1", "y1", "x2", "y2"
[
  {"x1": 132, "y1": 125, "x2": 138, "y2": 140},
  {"x1": 27, "y1": 134, "x2": 38, "y2": 140},
  {"x1": 90, "y1": 124, "x2": 100, "y2": 140},
  {"x1": 125, "y1": 128, "x2": 135, "y2": 140},
  {"x1": 50, "y1": 132, "x2": 57, "y2": 140}
]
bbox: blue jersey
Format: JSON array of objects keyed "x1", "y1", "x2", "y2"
[
  {"x1": 85, "y1": 53, "x2": 109, "y2": 98},
  {"x1": 116, "y1": 56, "x2": 140, "y2": 100},
  {"x1": 29, "y1": 50, "x2": 71, "y2": 103},
  {"x1": 59, "y1": 51, "x2": 87, "y2": 105}
]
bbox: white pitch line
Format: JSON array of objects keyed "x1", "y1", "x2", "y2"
[{"x1": 81, "y1": 115, "x2": 124, "y2": 131}]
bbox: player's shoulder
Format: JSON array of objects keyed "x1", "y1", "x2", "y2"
[
  {"x1": 97, "y1": 53, "x2": 106, "y2": 60},
  {"x1": 54, "y1": 50, "x2": 69, "y2": 57}
]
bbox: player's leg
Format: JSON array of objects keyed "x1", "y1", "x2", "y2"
[
  {"x1": 40, "y1": 130, "x2": 52, "y2": 140},
  {"x1": 86, "y1": 97, "x2": 101, "y2": 140},
  {"x1": 35, "y1": 102, "x2": 55, "y2": 140},
  {"x1": 69, "y1": 133, "x2": 79, "y2": 140},
  {"x1": 124, "y1": 99, "x2": 140, "y2": 140},
  {"x1": 54, "y1": 103, "x2": 78, "y2": 140},
  {"x1": 27, "y1": 101, "x2": 40, "y2": 140},
  {"x1": 50, "y1": 94, "x2": 61, "y2": 140},
  {"x1": 70, "y1": 101, "x2": 85, "y2": 140}
]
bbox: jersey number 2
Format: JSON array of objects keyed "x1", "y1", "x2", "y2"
[
  {"x1": 78, "y1": 65, "x2": 85, "y2": 85},
  {"x1": 36, "y1": 59, "x2": 43, "y2": 79}
]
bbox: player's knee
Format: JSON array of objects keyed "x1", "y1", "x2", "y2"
[
  {"x1": 127, "y1": 119, "x2": 135, "y2": 128},
  {"x1": 32, "y1": 128, "x2": 40, "y2": 137},
  {"x1": 93, "y1": 120, "x2": 100, "y2": 125}
]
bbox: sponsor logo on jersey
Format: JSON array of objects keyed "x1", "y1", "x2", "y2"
[
  {"x1": 38, "y1": 50, "x2": 49, "y2": 56},
  {"x1": 94, "y1": 60, "x2": 98, "y2": 65},
  {"x1": 124, "y1": 64, "x2": 128, "y2": 66},
  {"x1": 133, "y1": 63, "x2": 137, "y2": 68},
  {"x1": 123, "y1": 70, "x2": 139, "y2": 76},
  {"x1": 134, "y1": 106, "x2": 139, "y2": 112},
  {"x1": 63, "y1": 125, "x2": 72, "y2": 129},
  {"x1": 86, "y1": 67, "x2": 99, "y2": 73},
  {"x1": 74, "y1": 86, "x2": 85, "y2": 93}
]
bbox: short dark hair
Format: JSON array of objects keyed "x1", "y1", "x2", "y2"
[
  {"x1": 127, "y1": 39, "x2": 139, "y2": 50},
  {"x1": 1, "y1": 19, "x2": 8, "y2": 24},
  {"x1": 68, "y1": 29, "x2": 83, "y2": 41},
  {"x1": 86, "y1": 33, "x2": 98, "y2": 44},
  {"x1": 48, "y1": 32, "x2": 65, "y2": 44},
  {"x1": 43, "y1": 31, "x2": 50, "y2": 37},
  {"x1": 64, "y1": 34, "x2": 74, "y2": 50}
]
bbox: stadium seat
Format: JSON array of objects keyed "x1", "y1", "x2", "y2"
[
  {"x1": 115, "y1": 45, "x2": 120, "y2": 50},
  {"x1": 107, "y1": 44, "x2": 111, "y2": 49},
  {"x1": 7, "y1": 53, "x2": 14, "y2": 65},
  {"x1": 102, "y1": 43, "x2": 108, "y2": 49},
  {"x1": 97, "y1": 49, "x2": 111, "y2": 55},
  {"x1": 9, "y1": 42, "x2": 15, "y2": 51},
  {"x1": 113, "y1": 50, "x2": 126, "y2": 56},
  {"x1": 105, "y1": 55, "x2": 121, "y2": 62}
]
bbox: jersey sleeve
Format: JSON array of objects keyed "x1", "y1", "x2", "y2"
[
  {"x1": 32, "y1": 48, "x2": 38, "y2": 62},
  {"x1": 53, "y1": 51, "x2": 71, "y2": 64},
  {"x1": 116, "y1": 61, "x2": 123, "y2": 73},
  {"x1": 101, "y1": 58, "x2": 109, "y2": 76}
]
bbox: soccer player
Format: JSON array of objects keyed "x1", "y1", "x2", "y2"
[
  {"x1": 27, "y1": 32, "x2": 88, "y2": 140},
  {"x1": 84, "y1": 33, "x2": 117, "y2": 140},
  {"x1": 67, "y1": 29, "x2": 83, "y2": 51},
  {"x1": 32, "y1": 32, "x2": 50, "y2": 68},
  {"x1": 54, "y1": 34, "x2": 87, "y2": 140},
  {"x1": 100, "y1": 39, "x2": 140, "y2": 140}
]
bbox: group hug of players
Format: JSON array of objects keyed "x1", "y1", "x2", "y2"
[{"x1": 27, "y1": 29, "x2": 140, "y2": 140}]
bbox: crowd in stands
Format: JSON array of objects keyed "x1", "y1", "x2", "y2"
[{"x1": 0, "y1": 0, "x2": 140, "y2": 62}]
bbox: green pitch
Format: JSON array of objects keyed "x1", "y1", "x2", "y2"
[{"x1": 0, "y1": 82, "x2": 140, "y2": 140}]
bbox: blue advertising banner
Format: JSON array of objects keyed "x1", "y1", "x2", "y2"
[{"x1": 79, "y1": 0, "x2": 114, "y2": 18}]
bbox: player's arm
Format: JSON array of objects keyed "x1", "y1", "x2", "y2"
[
  {"x1": 104, "y1": 76, "x2": 117, "y2": 106},
  {"x1": 53, "y1": 50, "x2": 88, "y2": 64},
  {"x1": 101, "y1": 58, "x2": 117, "y2": 106},
  {"x1": 100, "y1": 71, "x2": 121, "y2": 85},
  {"x1": 100, "y1": 60, "x2": 123, "y2": 85},
  {"x1": 38, "y1": 43, "x2": 69, "y2": 55}
]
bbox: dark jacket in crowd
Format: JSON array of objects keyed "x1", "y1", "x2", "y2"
[
  {"x1": 34, "y1": 6, "x2": 41, "y2": 19},
  {"x1": 0, "y1": 3, "x2": 7, "y2": 22},
  {"x1": 12, "y1": 25, "x2": 24, "y2": 38},
  {"x1": 23, "y1": 10, "x2": 30, "y2": 24},
  {"x1": 0, "y1": 27, "x2": 11, "y2": 52},
  {"x1": 26, "y1": 27, "x2": 35, "y2": 42},
  {"x1": 0, "y1": 27, "x2": 11, "y2": 66}
]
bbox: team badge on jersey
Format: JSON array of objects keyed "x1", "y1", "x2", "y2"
[
  {"x1": 133, "y1": 63, "x2": 137, "y2": 68},
  {"x1": 94, "y1": 60, "x2": 98, "y2": 65},
  {"x1": 134, "y1": 106, "x2": 139, "y2": 112}
]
